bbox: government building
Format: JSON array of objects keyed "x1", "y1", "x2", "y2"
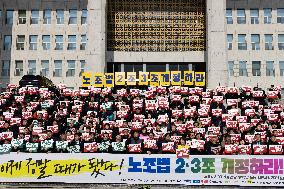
[{"x1": 0, "y1": 0, "x2": 284, "y2": 90}]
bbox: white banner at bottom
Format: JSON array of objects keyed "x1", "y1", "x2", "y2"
[{"x1": 0, "y1": 153, "x2": 283, "y2": 186}]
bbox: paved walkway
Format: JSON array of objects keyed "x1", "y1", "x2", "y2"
[{"x1": 0, "y1": 184, "x2": 281, "y2": 189}]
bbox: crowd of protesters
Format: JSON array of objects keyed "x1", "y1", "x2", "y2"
[{"x1": 0, "y1": 83, "x2": 283, "y2": 155}]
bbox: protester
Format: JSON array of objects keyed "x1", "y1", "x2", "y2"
[{"x1": 0, "y1": 84, "x2": 283, "y2": 155}]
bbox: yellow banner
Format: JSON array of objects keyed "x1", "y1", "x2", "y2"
[
  {"x1": 81, "y1": 72, "x2": 92, "y2": 88},
  {"x1": 150, "y1": 72, "x2": 160, "y2": 86},
  {"x1": 184, "y1": 71, "x2": 195, "y2": 86},
  {"x1": 171, "y1": 71, "x2": 182, "y2": 86},
  {"x1": 160, "y1": 72, "x2": 170, "y2": 86},
  {"x1": 115, "y1": 72, "x2": 125, "y2": 85},
  {"x1": 0, "y1": 155, "x2": 122, "y2": 180},
  {"x1": 127, "y1": 72, "x2": 137, "y2": 86},
  {"x1": 81, "y1": 71, "x2": 207, "y2": 87},
  {"x1": 195, "y1": 72, "x2": 206, "y2": 86},
  {"x1": 93, "y1": 73, "x2": 105, "y2": 87},
  {"x1": 139, "y1": 72, "x2": 149, "y2": 85},
  {"x1": 104, "y1": 73, "x2": 114, "y2": 88}
]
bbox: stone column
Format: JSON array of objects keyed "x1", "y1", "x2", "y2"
[
  {"x1": 206, "y1": 0, "x2": 228, "y2": 88},
  {"x1": 86, "y1": 0, "x2": 107, "y2": 73}
]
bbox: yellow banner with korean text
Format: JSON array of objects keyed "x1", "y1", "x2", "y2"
[
  {"x1": 81, "y1": 72, "x2": 93, "y2": 88},
  {"x1": 184, "y1": 71, "x2": 195, "y2": 86},
  {"x1": 82, "y1": 71, "x2": 206, "y2": 87},
  {"x1": 171, "y1": 71, "x2": 182, "y2": 86},
  {"x1": 94, "y1": 73, "x2": 105, "y2": 88},
  {"x1": 104, "y1": 73, "x2": 114, "y2": 88},
  {"x1": 149, "y1": 72, "x2": 160, "y2": 86},
  {"x1": 195, "y1": 72, "x2": 206, "y2": 87},
  {"x1": 160, "y1": 72, "x2": 171, "y2": 86},
  {"x1": 127, "y1": 72, "x2": 137, "y2": 86}
]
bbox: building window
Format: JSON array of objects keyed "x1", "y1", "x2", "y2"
[
  {"x1": 238, "y1": 34, "x2": 247, "y2": 50},
  {"x1": 168, "y1": 64, "x2": 178, "y2": 71},
  {"x1": 277, "y1": 9, "x2": 284, "y2": 24},
  {"x1": 31, "y1": 10, "x2": 39, "y2": 24},
  {"x1": 280, "y1": 61, "x2": 284, "y2": 76},
  {"x1": 54, "y1": 60, "x2": 62, "y2": 77},
  {"x1": 28, "y1": 60, "x2": 36, "y2": 75},
  {"x1": 250, "y1": 9, "x2": 259, "y2": 24},
  {"x1": 226, "y1": 9, "x2": 233, "y2": 24},
  {"x1": 251, "y1": 34, "x2": 260, "y2": 50},
  {"x1": 169, "y1": 63, "x2": 189, "y2": 72},
  {"x1": 125, "y1": 63, "x2": 144, "y2": 77},
  {"x1": 124, "y1": 64, "x2": 142, "y2": 72},
  {"x1": 55, "y1": 35, "x2": 63, "y2": 50},
  {"x1": 56, "y1": 10, "x2": 64, "y2": 24},
  {"x1": 41, "y1": 60, "x2": 49, "y2": 77},
  {"x1": 80, "y1": 60, "x2": 86, "y2": 76},
  {"x1": 227, "y1": 34, "x2": 233, "y2": 50},
  {"x1": 1, "y1": 61, "x2": 10, "y2": 77},
  {"x1": 80, "y1": 35, "x2": 86, "y2": 50},
  {"x1": 228, "y1": 61, "x2": 234, "y2": 77},
  {"x1": 133, "y1": 63, "x2": 144, "y2": 78},
  {"x1": 67, "y1": 60, "x2": 76, "y2": 77},
  {"x1": 42, "y1": 35, "x2": 50, "y2": 50},
  {"x1": 6, "y1": 10, "x2": 13, "y2": 25},
  {"x1": 237, "y1": 9, "x2": 246, "y2": 24},
  {"x1": 43, "y1": 9, "x2": 51, "y2": 24},
  {"x1": 179, "y1": 64, "x2": 189, "y2": 71},
  {"x1": 264, "y1": 8, "x2": 272, "y2": 24},
  {"x1": 16, "y1": 35, "x2": 25, "y2": 50},
  {"x1": 68, "y1": 35, "x2": 76, "y2": 50},
  {"x1": 265, "y1": 34, "x2": 273, "y2": 50},
  {"x1": 29, "y1": 35, "x2": 38, "y2": 50},
  {"x1": 133, "y1": 63, "x2": 144, "y2": 72},
  {"x1": 146, "y1": 64, "x2": 166, "y2": 72},
  {"x1": 81, "y1": 9, "x2": 87, "y2": 25},
  {"x1": 239, "y1": 61, "x2": 248, "y2": 76},
  {"x1": 15, "y1": 61, "x2": 23, "y2": 76},
  {"x1": 266, "y1": 61, "x2": 275, "y2": 76},
  {"x1": 107, "y1": 63, "x2": 121, "y2": 73},
  {"x1": 252, "y1": 61, "x2": 261, "y2": 76},
  {"x1": 3, "y1": 35, "x2": 12, "y2": 51},
  {"x1": 279, "y1": 34, "x2": 284, "y2": 50},
  {"x1": 18, "y1": 10, "x2": 26, "y2": 24},
  {"x1": 69, "y1": 9, "x2": 77, "y2": 24}
]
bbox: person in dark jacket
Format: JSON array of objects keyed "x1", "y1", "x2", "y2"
[
  {"x1": 126, "y1": 131, "x2": 144, "y2": 153},
  {"x1": 268, "y1": 135, "x2": 279, "y2": 145},
  {"x1": 205, "y1": 136, "x2": 222, "y2": 155}
]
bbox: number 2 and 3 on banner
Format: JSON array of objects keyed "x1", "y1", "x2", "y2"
[
  {"x1": 115, "y1": 72, "x2": 125, "y2": 85},
  {"x1": 139, "y1": 72, "x2": 149, "y2": 85}
]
